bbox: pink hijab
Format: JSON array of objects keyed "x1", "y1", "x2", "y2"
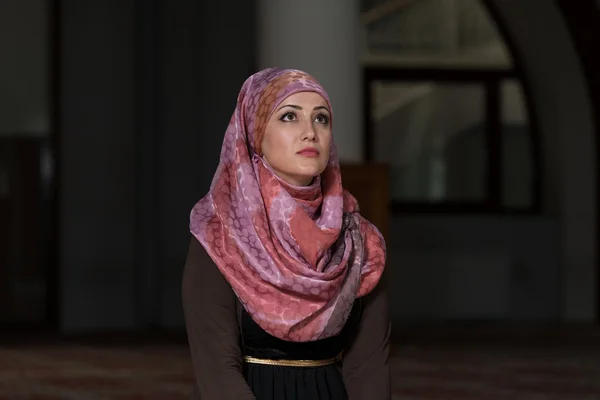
[{"x1": 190, "y1": 68, "x2": 386, "y2": 342}]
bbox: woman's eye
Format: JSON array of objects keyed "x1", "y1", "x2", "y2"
[
  {"x1": 280, "y1": 112, "x2": 296, "y2": 121},
  {"x1": 315, "y1": 114, "x2": 329, "y2": 124}
]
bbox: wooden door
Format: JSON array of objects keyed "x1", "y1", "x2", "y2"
[{"x1": 340, "y1": 163, "x2": 390, "y2": 241}]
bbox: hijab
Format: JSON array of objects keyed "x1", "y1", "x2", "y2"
[{"x1": 190, "y1": 68, "x2": 386, "y2": 342}]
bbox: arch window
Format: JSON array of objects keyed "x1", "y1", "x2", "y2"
[{"x1": 361, "y1": 0, "x2": 540, "y2": 213}]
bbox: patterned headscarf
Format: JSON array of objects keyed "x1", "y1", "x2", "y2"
[{"x1": 190, "y1": 68, "x2": 386, "y2": 342}]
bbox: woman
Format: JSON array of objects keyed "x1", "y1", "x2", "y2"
[{"x1": 182, "y1": 68, "x2": 391, "y2": 399}]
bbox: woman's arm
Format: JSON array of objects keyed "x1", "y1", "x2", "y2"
[
  {"x1": 182, "y1": 237, "x2": 256, "y2": 399},
  {"x1": 342, "y1": 281, "x2": 392, "y2": 399}
]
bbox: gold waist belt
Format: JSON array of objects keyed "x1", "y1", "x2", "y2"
[{"x1": 243, "y1": 351, "x2": 343, "y2": 368}]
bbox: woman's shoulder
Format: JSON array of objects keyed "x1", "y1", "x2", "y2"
[
  {"x1": 183, "y1": 236, "x2": 237, "y2": 303},
  {"x1": 185, "y1": 236, "x2": 212, "y2": 265}
]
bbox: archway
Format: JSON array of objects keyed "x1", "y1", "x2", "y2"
[
  {"x1": 361, "y1": 0, "x2": 597, "y2": 323},
  {"x1": 555, "y1": 0, "x2": 600, "y2": 321},
  {"x1": 488, "y1": 0, "x2": 597, "y2": 322}
]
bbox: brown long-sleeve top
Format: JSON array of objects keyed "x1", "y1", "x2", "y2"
[{"x1": 182, "y1": 237, "x2": 392, "y2": 399}]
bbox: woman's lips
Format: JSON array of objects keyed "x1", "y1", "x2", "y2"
[{"x1": 297, "y1": 148, "x2": 320, "y2": 158}]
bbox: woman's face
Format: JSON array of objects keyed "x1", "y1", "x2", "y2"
[{"x1": 261, "y1": 91, "x2": 332, "y2": 186}]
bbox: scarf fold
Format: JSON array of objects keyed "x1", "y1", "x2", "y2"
[{"x1": 190, "y1": 68, "x2": 386, "y2": 342}]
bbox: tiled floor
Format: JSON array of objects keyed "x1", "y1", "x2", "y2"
[
  {"x1": 0, "y1": 345, "x2": 193, "y2": 399},
  {"x1": 390, "y1": 343, "x2": 600, "y2": 399},
  {"x1": 0, "y1": 341, "x2": 599, "y2": 399}
]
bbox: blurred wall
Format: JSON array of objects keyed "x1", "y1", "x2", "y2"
[
  {"x1": 58, "y1": 0, "x2": 254, "y2": 331},
  {"x1": 0, "y1": 0, "x2": 50, "y2": 136}
]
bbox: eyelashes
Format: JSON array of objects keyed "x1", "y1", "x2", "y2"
[
  {"x1": 279, "y1": 111, "x2": 330, "y2": 124},
  {"x1": 315, "y1": 114, "x2": 330, "y2": 124},
  {"x1": 279, "y1": 112, "x2": 295, "y2": 122}
]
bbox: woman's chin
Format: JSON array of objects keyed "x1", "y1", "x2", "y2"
[
  {"x1": 297, "y1": 161, "x2": 326, "y2": 176},
  {"x1": 272, "y1": 164, "x2": 325, "y2": 186},
  {"x1": 296, "y1": 168, "x2": 323, "y2": 183}
]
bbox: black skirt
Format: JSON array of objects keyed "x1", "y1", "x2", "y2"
[{"x1": 240, "y1": 302, "x2": 362, "y2": 400}]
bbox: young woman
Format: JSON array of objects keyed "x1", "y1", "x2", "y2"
[{"x1": 183, "y1": 68, "x2": 391, "y2": 399}]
